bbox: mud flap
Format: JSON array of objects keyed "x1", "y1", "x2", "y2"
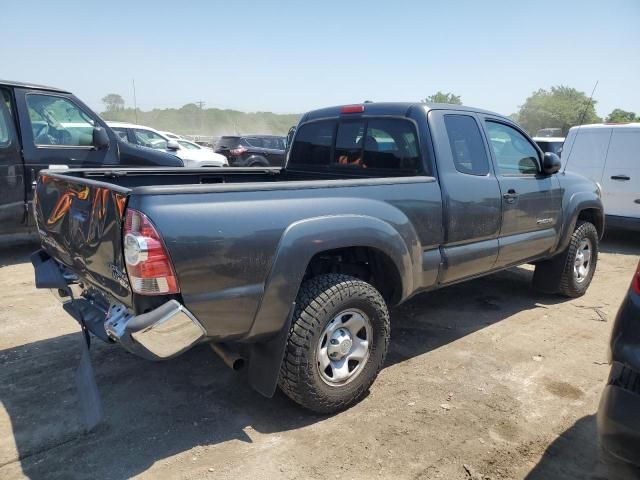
[
  {"x1": 75, "y1": 331, "x2": 103, "y2": 432},
  {"x1": 248, "y1": 303, "x2": 295, "y2": 398},
  {"x1": 532, "y1": 247, "x2": 570, "y2": 294}
]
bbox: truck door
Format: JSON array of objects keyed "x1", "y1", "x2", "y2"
[
  {"x1": 481, "y1": 118, "x2": 563, "y2": 267},
  {"x1": 15, "y1": 89, "x2": 118, "y2": 210},
  {"x1": 599, "y1": 127, "x2": 640, "y2": 219},
  {"x1": 429, "y1": 111, "x2": 502, "y2": 283},
  {"x1": 0, "y1": 87, "x2": 26, "y2": 235}
]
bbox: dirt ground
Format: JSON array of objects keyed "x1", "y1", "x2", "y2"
[{"x1": 1, "y1": 231, "x2": 639, "y2": 480}]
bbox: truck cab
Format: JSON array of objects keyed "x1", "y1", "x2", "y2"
[{"x1": 0, "y1": 80, "x2": 183, "y2": 242}]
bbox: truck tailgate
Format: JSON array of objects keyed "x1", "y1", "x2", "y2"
[{"x1": 34, "y1": 173, "x2": 132, "y2": 305}]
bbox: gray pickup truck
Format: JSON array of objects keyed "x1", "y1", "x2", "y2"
[{"x1": 32, "y1": 102, "x2": 603, "y2": 413}]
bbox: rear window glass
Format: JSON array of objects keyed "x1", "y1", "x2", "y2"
[
  {"x1": 443, "y1": 115, "x2": 490, "y2": 176},
  {"x1": 290, "y1": 118, "x2": 421, "y2": 173},
  {"x1": 289, "y1": 120, "x2": 336, "y2": 167},
  {"x1": 215, "y1": 136, "x2": 241, "y2": 150}
]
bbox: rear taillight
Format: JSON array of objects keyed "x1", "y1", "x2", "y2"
[
  {"x1": 123, "y1": 209, "x2": 179, "y2": 295},
  {"x1": 633, "y1": 261, "x2": 640, "y2": 295},
  {"x1": 230, "y1": 145, "x2": 247, "y2": 156}
]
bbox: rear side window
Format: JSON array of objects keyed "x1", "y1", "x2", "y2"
[
  {"x1": 443, "y1": 115, "x2": 490, "y2": 176},
  {"x1": 289, "y1": 120, "x2": 336, "y2": 166},
  {"x1": 245, "y1": 137, "x2": 263, "y2": 148}
]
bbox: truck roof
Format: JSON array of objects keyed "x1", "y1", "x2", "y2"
[
  {"x1": 301, "y1": 102, "x2": 510, "y2": 123},
  {"x1": 0, "y1": 79, "x2": 70, "y2": 94}
]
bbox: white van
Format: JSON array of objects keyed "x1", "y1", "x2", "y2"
[{"x1": 562, "y1": 123, "x2": 640, "y2": 230}]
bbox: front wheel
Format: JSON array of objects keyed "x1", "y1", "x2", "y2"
[
  {"x1": 534, "y1": 220, "x2": 599, "y2": 297},
  {"x1": 278, "y1": 274, "x2": 390, "y2": 413}
]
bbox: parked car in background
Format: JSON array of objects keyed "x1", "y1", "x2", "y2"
[
  {"x1": 0, "y1": 80, "x2": 182, "y2": 242},
  {"x1": 536, "y1": 127, "x2": 562, "y2": 137},
  {"x1": 160, "y1": 130, "x2": 183, "y2": 140},
  {"x1": 107, "y1": 122, "x2": 228, "y2": 167},
  {"x1": 33, "y1": 102, "x2": 603, "y2": 413},
  {"x1": 598, "y1": 260, "x2": 640, "y2": 467},
  {"x1": 215, "y1": 134, "x2": 286, "y2": 166},
  {"x1": 533, "y1": 136, "x2": 564, "y2": 156},
  {"x1": 562, "y1": 123, "x2": 640, "y2": 230}
]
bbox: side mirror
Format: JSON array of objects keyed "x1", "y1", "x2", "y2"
[
  {"x1": 92, "y1": 127, "x2": 110, "y2": 150},
  {"x1": 286, "y1": 126, "x2": 296, "y2": 150},
  {"x1": 542, "y1": 152, "x2": 561, "y2": 175},
  {"x1": 166, "y1": 139, "x2": 180, "y2": 151}
]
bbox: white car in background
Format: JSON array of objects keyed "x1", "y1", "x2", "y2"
[
  {"x1": 562, "y1": 123, "x2": 640, "y2": 230},
  {"x1": 160, "y1": 130, "x2": 183, "y2": 140},
  {"x1": 107, "y1": 122, "x2": 228, "y2": 167}
]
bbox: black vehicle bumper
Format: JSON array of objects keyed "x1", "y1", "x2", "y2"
[
  {"x1": 598, "y1": 363, "x2": 640, "y2": 466},
  {"x1": 598, "y1": 292, "x2": 640, "y2": 466}
]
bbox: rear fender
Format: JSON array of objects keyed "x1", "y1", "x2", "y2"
[{"x1": 246, "y1": 214, "x2": 416, "y2": 396}]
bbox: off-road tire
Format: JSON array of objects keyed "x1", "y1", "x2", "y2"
[
  {"x1": 534, "y1": 220, "x2": 598, "y2": 297},
  {"x1": 278, "y1": 274, "x2": 390, "y2": 413},
  {"x1": 557, "y1": 220, "x2": 598, "y2": 297}
]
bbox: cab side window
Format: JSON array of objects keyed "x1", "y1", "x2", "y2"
[
  {"x1": 112, "y1": 127, "x2": 130, "y2": 143},
  {"x1": 443, "y1": 114, "x2": 490, "y2": 175},
  {"x1": 486, "y1": 121, "x2": 539, "y2": 175},
  {"x1": 133, "y1": 129, "x2": 168, "y2": 150},
  {"x1": 26, "y1": 94, "x2": 95, "y2": 147}
]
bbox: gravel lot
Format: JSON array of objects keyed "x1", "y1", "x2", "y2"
[{"x1": 1, "y1": 231, "x2": 639, "y2": 480}]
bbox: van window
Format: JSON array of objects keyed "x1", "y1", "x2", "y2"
[
  {"x1": 604, "y1": 129, "x2": 640, "y2": 170},
  {"x1": 111, "y1": 127, "x2": 130, "y2": 143},
  {"x1": 443, "y1": 115, "x2": 489, "y2": 175},
  {"x1": 289, "y1": 120, "x2": 336, "y2": 167},
  {"x1": 26, "y1": 94, "x2": 95, "y2": 147}
]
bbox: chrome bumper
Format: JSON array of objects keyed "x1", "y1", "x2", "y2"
[{"x1": 105, "y1": 300, "x2": 206, "y2": 360}]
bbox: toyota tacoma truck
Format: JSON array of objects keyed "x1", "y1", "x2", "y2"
[{"x1": 32, "y1": 102, "x2": 604, "y2": 413}]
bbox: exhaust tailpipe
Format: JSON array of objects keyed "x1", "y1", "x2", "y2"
[{"x1": 210, "y1": 343, "x2": 245, "y2": 371}]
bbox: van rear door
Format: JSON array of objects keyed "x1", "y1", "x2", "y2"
[{"x1": 600, "y1": 127, "x2": 640, "y2": 218}]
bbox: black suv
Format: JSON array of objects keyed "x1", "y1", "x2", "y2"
[{"x1": 215, "y1": 135, "x2": 286, "y2": 167}]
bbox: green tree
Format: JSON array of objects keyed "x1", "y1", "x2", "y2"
[
  {"x1": 516, "y1": 85, "x2": 601, "y2": 136},
  {"x1": 101, "y1": 93, "x2": 125, "y2": 112},
  {"x1": 605, "y1": 108, "x2": 638, "y2": 123},
  {"x1": 423, "y1": 91, "x2": 462, "y2": 105}
]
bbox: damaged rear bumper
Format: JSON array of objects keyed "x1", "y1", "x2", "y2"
[{"x1": 32, "y1": 249, "x2": 205, "y2": 360}]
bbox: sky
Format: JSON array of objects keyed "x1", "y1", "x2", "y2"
[{"x1": 2, "y1": 0, "x2": 639, "y2": 117}]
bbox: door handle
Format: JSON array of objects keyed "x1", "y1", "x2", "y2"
[
  {"x1": 503, "y1": 189, "x2": 518, "y2": 203},
  {"x1": 611, "y1": 175, "x2": 630, "y2": 181}
]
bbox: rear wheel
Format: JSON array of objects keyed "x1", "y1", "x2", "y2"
[{"x1": 278, "y1": 274, "x2": 390, "y2": 413}]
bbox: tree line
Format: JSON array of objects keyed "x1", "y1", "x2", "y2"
[
  {"x1": 421, "y1": 88, "x2": 638, "y2": 135},
  {"x1": 101, "y1": 87, "x2": 638, "y2": 138}
]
